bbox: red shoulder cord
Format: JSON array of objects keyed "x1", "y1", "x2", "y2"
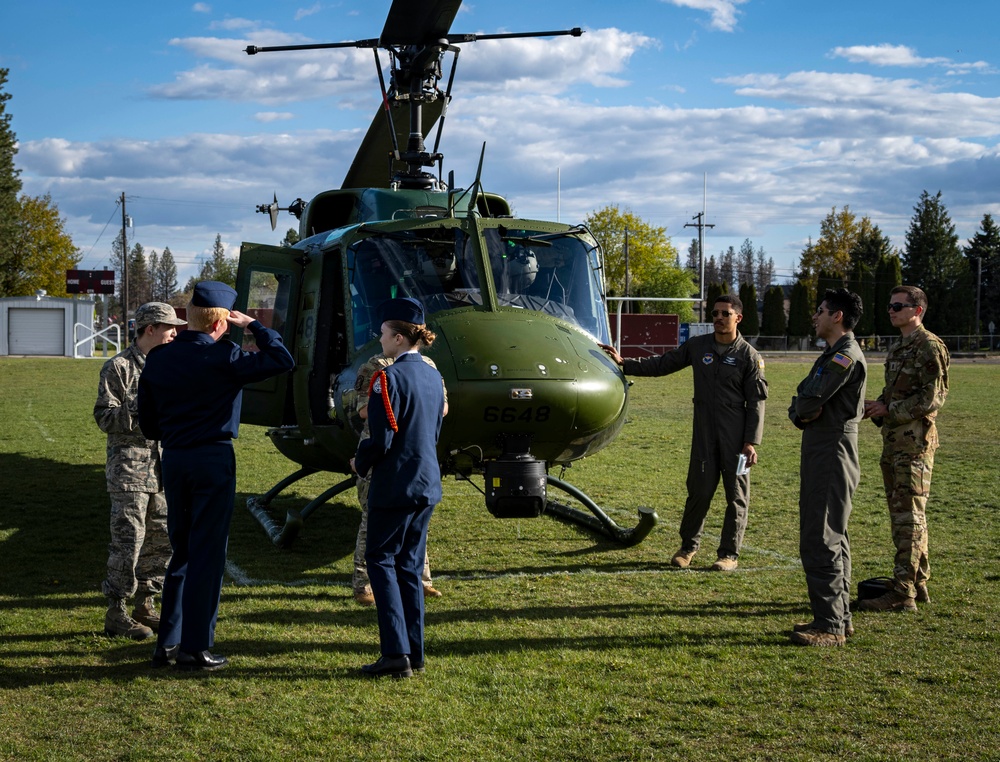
[{"x1": 368, "y1": 369, "x2": 398, "y2": 432}]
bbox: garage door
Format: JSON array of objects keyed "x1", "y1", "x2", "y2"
[{"x1": 8, "y1": 308, "x2": 65, "y2": 355}]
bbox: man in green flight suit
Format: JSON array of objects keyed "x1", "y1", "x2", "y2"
[
  {"x1": 788, "y1": 288, "x2": 867, "y2": 646},
  {"x1": 601, "y1": 294, "x2": 768, "y2": 571},
  {"x1": 862, "y1": 285, "x2": 949, "y2": 611}
]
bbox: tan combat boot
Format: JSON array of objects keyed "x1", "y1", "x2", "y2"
[
  {"x1": 711, "y1": 557, "x2": 738, "y2": 572},
  {"x1": 353, "y1": 588, "x2": 375, "y2": 607},
  {"x1": 789, "y1": 627, "x2": 846, "y2": 647},
  {"x1": 916, "y1": 583, "x2": 930, "y2": 603},
  {"x1": 858, "y1": 589, "x2": 917, "y2": 612},
  {"x1": 670, "y1": 548, "x2": 697, "y2": 569},
  {"x1": 132, "y1": 596, "x2": 160, "y2": 631},
  {"x1": 105, "y1": 598, "x2": 154, "y2": 640}
]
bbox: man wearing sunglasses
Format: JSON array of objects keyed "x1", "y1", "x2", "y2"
[
  {"x1": 600, "y1": 294, "x2": 768, "y2": 572},
  {"x1": 788, "y1": 288, "x2": 867, "y2": 646},
  {"x1": 861, "y1": 285, "x2": 949, "y2": 612}
]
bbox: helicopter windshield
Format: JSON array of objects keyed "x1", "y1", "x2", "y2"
[
  {"x1": 348, "y1": 226, "x2": 610, "y2": 348},
  {"x1": 348, "y1": 228, "x2": 481, "y2": 348},
  {"x1": 481, "y1": 228, "x2": 610, "y2": 343}
]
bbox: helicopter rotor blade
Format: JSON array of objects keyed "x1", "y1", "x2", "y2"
[{"x1": 380, "y1": 0, "x2": 462, "y2": 46}]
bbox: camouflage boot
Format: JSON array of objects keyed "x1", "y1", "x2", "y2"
[
  {"x1": 104, "y1": 598, "x2": 154, "y2": 640},
  {"x1": 132, "y1": 596, "x2": 160, "y2": 631}
]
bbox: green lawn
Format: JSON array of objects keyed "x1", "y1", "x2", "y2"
[{"x1": 1, "y1": 355, "x2": 998, "y2": 761}]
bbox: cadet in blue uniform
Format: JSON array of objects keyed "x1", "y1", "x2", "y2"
[
  {"x1": 137, "y1": 281, "x2": 294, "y2": 670},
  {"x1": 351, "y1": 297, "x2": 445, "y2": 679}
]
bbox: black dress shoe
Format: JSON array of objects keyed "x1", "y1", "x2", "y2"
[
  {"x1": 174, "y1": 650, "x2": 228, "y2": 672},
  {"x1": 151, "y1": 644, "x2": 179, "y2": 668},
  {"x1": 360, "y1": 655, "x2": 412, "y2": 679}
]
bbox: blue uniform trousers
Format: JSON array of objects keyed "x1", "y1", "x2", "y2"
[
  {"x1": 157, "y1": 443, "x2": 236, "y2": 652},
  {"x1": 365, "y1": 503, "x2": 434, "y2": 662}
]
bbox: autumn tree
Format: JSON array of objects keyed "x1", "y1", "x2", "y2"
[
  {"x1": 0, "y1": 68, "x2": 25, "y2": 290},
  {"x1": 0, "y1": 194, "x2": 81, "y2": 297},
  {"x1": 585, "y1": 205, "x2": 687, "y2": 314}
]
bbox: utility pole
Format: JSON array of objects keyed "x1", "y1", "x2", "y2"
[
  {"x1": 120, "y1": 192, "x2": 129, "y2": 334},
  {"x1": 684, "y1": 212, "x2": 714, "y2": 322}
]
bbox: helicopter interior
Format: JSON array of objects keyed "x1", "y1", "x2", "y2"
[{"x1": 348, "y1": 228, "x2": 611, "y2": 348}]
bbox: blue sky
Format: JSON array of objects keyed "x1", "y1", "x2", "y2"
[{"x1": 3, "y1": 0, "x2": 998, "y2": 285}]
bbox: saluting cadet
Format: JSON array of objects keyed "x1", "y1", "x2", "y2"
[
  {"x1": 94, "y1": 302, "x2": 186, "y2": 640},
  {"x1": 601, "y1": 294, "x2": 768, "y2": 571},
  {"x1": 351, "y1": 297, "x2": 445, "y2": 679},
  {"x1": 137, "y1": 281, "x2": 294, "y2": 671},
  {"x1": 862, "y1": 285, "x2": 949, "y2": 611},
  {"x1": 788, "y1": 288, "x2": 867, "y2": 646},
  {"x1": 348, "y1": 352, "x2": 447, "y2": 607}
]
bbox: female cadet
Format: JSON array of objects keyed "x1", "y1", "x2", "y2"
[{"x1": 351, "y1": 297, "x2": 445, "y2": 678}]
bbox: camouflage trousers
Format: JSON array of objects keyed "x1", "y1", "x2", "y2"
[
  {"x1": 879, "y1": 446, "x2": 935, "y2": 597},
  {"x1": 101, "y1": 490, "x2": 171, "y2": 601},
  {"x1": 354, "y1": 475, "x2": 432, "y2": 593}
]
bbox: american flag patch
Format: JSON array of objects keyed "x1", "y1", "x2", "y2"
[{"x1": 831, "y1": 352, "x2": 852, "y2": 369}]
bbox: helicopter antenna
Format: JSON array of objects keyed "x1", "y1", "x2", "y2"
[{"x1": 467, "y1": 142, "x2": 487, "y2": 215}]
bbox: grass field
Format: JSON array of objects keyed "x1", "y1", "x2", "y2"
[{"x1": 1, "y1": 354, "x2": 999, "y2": 761}]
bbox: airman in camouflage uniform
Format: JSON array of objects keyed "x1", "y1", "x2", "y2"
[
  {"x1": 345, "y1": 352, "x2": 448, "y2": 606},
  {"x1": 862, "y1": 286, "x2": 949, "y2": 612},
  {"x1": 93, "y1": 302, "x2": 185, "y2": 639}
]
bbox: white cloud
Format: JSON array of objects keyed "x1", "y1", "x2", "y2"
[
  {"x1": 192, "y1": 3, "x2": 211, "y2": 13},
  {"x1": 148, "y1": 28, "x2": 655, "y2": 104},
  {"x1": 830, "y1": 44, "x2": 993, "y2": 74},
  {"x1": 254, "y1": 111, "x2": 295, "y2": 122},
  {"x1": 295, "y1": 4, "x2": 323, "y2": 21},
  {"x1": 659, "y1": 0, "x2": 748, "y2": 33}
]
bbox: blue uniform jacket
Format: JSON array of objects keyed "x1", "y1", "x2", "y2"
[
  {"x1": 137, "y1": 321, "x2": 294, "y2": 448},
  {"x1": 354, "y1": 352, "x2": 445, "y2": 510}
]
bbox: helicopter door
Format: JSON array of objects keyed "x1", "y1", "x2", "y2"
[{"x1": 234, "y1": 242, "x2": 301, "y2": 427}]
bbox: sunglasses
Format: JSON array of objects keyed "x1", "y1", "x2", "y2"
[
  {"x1": 887, "y1": 302, "x2": 916, "y2": 312},
  {"x1": 712, "y1": 310, "x2": 735, "y2": 317}
]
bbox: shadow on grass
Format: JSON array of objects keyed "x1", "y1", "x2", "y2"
[{"x1": 0, "y1": 453, "x2": 108, "y2": 597}]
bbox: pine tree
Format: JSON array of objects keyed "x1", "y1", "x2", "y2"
[
  {"x1": 761, "y1": 285, "x2": 787, "y2": 337},
  {"x1": 874, "y1": 254, "x2": 902, "y2": 336},
  {"x1": 965, "y1": 213, "x2": 1000, "y2": 334},
  {"x1": 787, "y1": 280, "x2": 813, "y2": 339},
  {"x1": 738, "y1": 282, "x2": 759, "y2": 336},
  {"x1": 849, "y1": 261, "x2": 875, "y2": 337},
  {"x1": 199, "y1": 233, "x2": 238, "y2": 286},
  {"x1": 157, "y1": 247, "x2": 179, "y2": 302},
  {"x1": 903, "y1": 190, "x2": 972, "y2": 335},
  {"x1": 754, "y1": 246, "x2": 775, "y2": 295}
]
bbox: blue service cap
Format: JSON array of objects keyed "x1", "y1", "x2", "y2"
[
  {"x1": 192, "y1": 281, "x2": 238, "y2": 309},
  {"x1": 377, "y1": 297, "x2": 425, "y2": 325}
]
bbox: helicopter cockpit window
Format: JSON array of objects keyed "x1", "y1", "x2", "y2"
[
  {"x1": 482, "y1": 228, "x2": 611, "y2": 344},
  {"x1": 347, "y1": 229, "x2": 480, "y2": 349},
  {"x1": 240, "y1": 270, "x2": 292, "y2": 352}
]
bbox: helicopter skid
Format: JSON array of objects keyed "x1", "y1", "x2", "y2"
[
  {"x1": 247, "y1": 468, "x2": 356, "y2": 548},
  {"x1": 544, "y1": 475, "x2": 658, "y2": 546}
]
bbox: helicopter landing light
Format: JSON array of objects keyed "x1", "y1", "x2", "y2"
[
  {"x1": 537, "y1": 364, "x2": 548, "y2": 375},
  {"x1": 510, "y1": 388, "x2": 533, "y2": 400}
]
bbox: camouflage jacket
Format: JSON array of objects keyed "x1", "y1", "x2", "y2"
[
  {"x1": 875, "y1": 324, "x2": 950, "y2": 453},
  {"x1": 93, "y1": 343, "x2": 162, "y2": 492},
  {"x1": 347, "y1": 352, "x2": 448, "y2": 438}
]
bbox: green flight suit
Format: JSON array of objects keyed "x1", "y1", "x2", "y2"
[
  {"x1": 624, "y1": 331, "x2": 767, "y2": 558},
  {"x1": 789, "y1": 332, "x2": 867, "y2": 636}
]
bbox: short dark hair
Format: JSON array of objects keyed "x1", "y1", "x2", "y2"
[
  {"x1": 891, "y1": 285, "x2": 928, "y2": 312},
  {"x1": 714, "y1": 294, "x2": 743, "y2": 313},
  {"x1": 822, "y1": 288, "x2": 863, "y2": 331}
]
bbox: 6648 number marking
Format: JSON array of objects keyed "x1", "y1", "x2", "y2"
[{"x1": 483, "y1": 406, "x2": 551, "y2": 423}]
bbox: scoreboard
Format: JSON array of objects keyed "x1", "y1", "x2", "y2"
[{"x1": 66, "y1": 269, "x2": 116, "y2": 295}]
